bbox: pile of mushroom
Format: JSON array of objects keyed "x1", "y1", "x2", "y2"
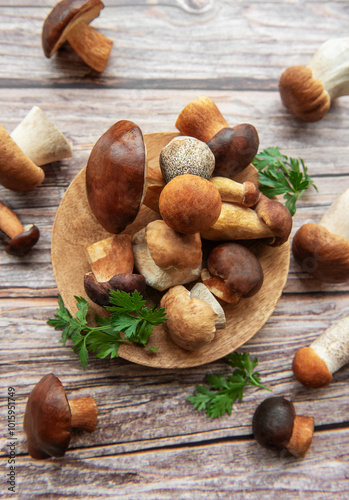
[{"x1": 83, "y1": 98, "x2": 293, "y2": 351}]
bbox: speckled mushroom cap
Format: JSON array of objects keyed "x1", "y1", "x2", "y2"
[{"x1": 42, "y1": 0, "x2": 105, "y2": 57}]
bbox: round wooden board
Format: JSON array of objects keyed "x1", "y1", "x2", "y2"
[{"x1": 51, "y1": 132, "x2": 290, "y2": 369}]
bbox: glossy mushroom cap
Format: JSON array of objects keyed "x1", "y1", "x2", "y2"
[
  {"x1": 84, "y1": 272, "x2": 146, "y2": 307},
  {"x1": 253, "y1": 194, "x2": 293, "y2": 247},
  {"x1": 86, "y1": 120, "x2": 147, "y2": 234},
  {"x1": 202, "y1": 242, "x2": 263, "y2": 304},
  {"x1": 5, "y1": 225, "x2": 40, "y2": 256}
]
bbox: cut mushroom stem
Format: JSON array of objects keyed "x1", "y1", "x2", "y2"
[
  {"x1": 0, "y1": 201, "x2": 40, "y2": 256},
  {"x1": 279, "y1": 38, "x2": 349, "y2": 122},
  {"x1": 69, "y1": 397, "x2": 99, "y2": 432},
  {"x1": 209, "y1": 177, "x2": 261, "y2": 207},
  {"x1": 292, "y1": 314, "x2": 349, "y2": 389}
]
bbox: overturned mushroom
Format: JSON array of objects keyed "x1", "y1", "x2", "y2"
[
  {"x1": 175, "y1": 96, "x2": 259, "y2": 178},
  {"x1": 132, "y1": 220, "x2": 202, "y2": 291},
  {"x1": 160, "y1": 284, "x2": 225, "y2": 351},
  {"x1": 292, "y1": 187, "x2": 349, "y2": 282},
  {"x1": 279, "y1": 38, "x2": 349, "y2": 122},
  {"x1": 252, "y1": 396, "x2": 314, "y2": 458},
  {"x1": 24, "y1": 373, "x2": 98, "y2": 459},
  {"x1": 292, "y1": 314, "x2": 349, "y2": 389},
  {"x1": 42, "y1": 0, "x2": 113, "y2": 72},
  {"x1": 0, "y1": 201, "x2": 40, "y2": 256},
  {"x1": 201, "y1": 242, "x2": 264, "y2": 304},
  {"x1": 11, "y1": 106, "x2": 72, "y2": 166}
]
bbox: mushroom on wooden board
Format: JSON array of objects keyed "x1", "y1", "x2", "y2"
[
  {"x1": 175, "y1": 96, "x2": 259, "y2": 178},
  {"x1": 24, "y1": 374, "x2": 98, "y2": 459},
  {"x1": 0, "y1": 201, "x2": 40, "y2": 256},
  {"x1": 252, "y1": 397, "x2": 314, "y2": 458},
  {"x1": 279, "y1": 38, "x2": 349, "y2": 122},
  {"x1": 293, "y1": 314, "x2": 349, "y2": 389},
  {"x1": 42, "y1": 0, "x2": 113, "y2": 72},
  {"x1": 209, "y1": 176, "x2": 261, "y2": 207},
  {"x1": 292, "y1": 187, "x2": 349, "y2": 283}
]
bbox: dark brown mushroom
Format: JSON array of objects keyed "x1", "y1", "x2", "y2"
[
  {"x1": 42, "y1": 0, "x2": 113, "y2": 72},
  {"x1": 253, "y1": 194, "x2": 293, "y2": 247},
  {"x1": 175, "y1": 96, "x2": 259, "y2": 179},
  {"x1": 0, "y1": 201, "x2": 40, "y2": 256},
  {"x1": 84, "y1": 271, "x2": 146, "y2": 307},
  {"x1": 23, "y1": 373, "x2": 98, "y2": 459},
  {"x1": 252, "y1": 396, "x2": 314, "y2": 458}
]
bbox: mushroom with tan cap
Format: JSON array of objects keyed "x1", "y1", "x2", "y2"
[
  {"x1": 209, "y1": 176, "x2": 261, "y2": 207},
  {"x1": 292, "y1": 187, "x2": 349, "y2": 283},
  {"x1": 84, "y1": 234, "x2": 146, "y2": 307},
  {"x1": 160, "y1": 284, "x2": 226, "y2": 351},
  {"x1": 201, "y1": 242, "x2": 264, "y2": 304},
  {"x1": 11, "y1": 106, "x2": 72, "y2": 167},
  {"x1": 0, "y1": 201, "x2": 40, "y2": 256},
  {"x1": 175, "y1": 96, "x2": 259, "y2": 179},
  {"x1": 42, "y1": 0, "x2": 113, "y2": 73},
  {"x1": 252, "y1": 396, "x2": 314, "y2": 458},
  {"x1": 292, "y1": 314, "x2": 349, "y2": 389},
  {"x1": 279, "y1": 38, "x2": 349, "y2": 122},
  {"x1": 24, "y1": 373, "x2": 98, "y2": 459},
  {"x1": 132, "y1": 220, "x2": 202, "y2": 291}
]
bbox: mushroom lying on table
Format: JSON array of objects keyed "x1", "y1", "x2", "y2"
[
  {"x1": 0, "y1": 201, "x2": 40, "y2": 256},
  {"x1": 24, "y1": 373, "x2": 98, "y2": 459},
  {"x1": 292, "y1": 187, "x2": 349, "y2": 283},
  {"x1": 279, "y1": 38, "x2": 349, "y2": 122}
]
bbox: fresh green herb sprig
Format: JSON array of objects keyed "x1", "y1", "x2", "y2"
[
  {"x1": 252, "y1": 147, "x2": 318, "y2": 216},
  {"x1": 47, "y1": 290, "x2": 166, "y2": 369},
  {"x1": 188, "y1": 352, "x2": 271, "y2": 419}
]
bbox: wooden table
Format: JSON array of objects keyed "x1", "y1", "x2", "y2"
[{"x1": 1, "y1": 1, "x2": 349, "y2": 498}]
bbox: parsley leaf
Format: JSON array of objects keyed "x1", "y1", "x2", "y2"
[
  {"x1": 47, "y1": 290, "x2": 166, "y2": 370},
  {"x1": 252, "y1": 147, "x2": 318, "y2": 216},
  {"x1": 187, "y1": 352, "x2": 271, "y2": 419}
]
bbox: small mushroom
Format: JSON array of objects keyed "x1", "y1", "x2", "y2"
[
  {"x1": 42, "y1": 0, "x2": 113, "y2": 72},
  {"x1": 201, "y1": 242, "x2": 264, "y2": 304},
  {"x1": 84, "y1": 272, "x2": 146, "y2": 307},
  {"x1": 132, "y1": 220, "x2": 202, "y2": 291},
  {"x1": 252, "y1": 396, "x2": 314, "y2": 458},
  {"x1": 292, "y1": 314, "x2": 349, "y2": 389},
  {"x1": 175, "y1": 96, "x2": 259, "y2": 178},
  {"x1": 160, "y1": 136, "x2": 215, "y2": 183},
  {"x1": 279, "y1": 38, "x2": 349, "y2": 122},
  {"x1": 292, "y1": 187, "x2": 349, "y2": 282},
  {"x1": 11, "y1": 106, "x2": 72, "y2": 166},
  {"x1": 159, "y1": 174, "x2": 222, "y2": 234},
  {"x1": 0, "y1": 125, "x2": 45, "y2": 191},
  {"x1": 209, "y1": 176, "x2": 261, "y2": 207},
  {"x1": 160, "y1": 284, "x2": 225, "y2": 351},
  {"x1": 86, "y1": 120, "x2": 147, "y2": 234},
  {"x1": 0, "y1": 201, "x2": 40, "y2": 256},
  {"x1": 23, "y1": 373, "x2": 98, "y2": 459}
]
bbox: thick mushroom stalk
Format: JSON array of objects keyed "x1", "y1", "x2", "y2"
[
  {"x1": 293, "y1": 315, "x2": 349, "y2": 389},
  {"x1": 175, "y1": 96, "x2": 259, "y2": 178},
  {"x1": 23, "y1": 374, "x2": 98, "y2": 459},
  {"x1": 279, "y1": 38, "x2": 349, "y2": 122},
  {"x1": 42, "y1": 0, "x2": 113, "y2": 73},
  {"x1": 0, "y1": 201, "x2": 40, "y2": 256},
  {"x1": 252, "y1": 397, "x2": 314, "y2": 458},
  {"x1": 292, "y1": 187, "x2": 349, "y2": 283},
  {"x1": 209, "y1": 177, "x2": 261, "y2": 207}
]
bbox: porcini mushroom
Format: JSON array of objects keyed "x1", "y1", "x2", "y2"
[
  {"x1": 0, "y1": 125, "x2": 45, "y2": 191},
  {"x1": 292, "y1": 314, "x2": 349, "y2": 389},
  {"x1": 11, "y1": 106, "x2": 72, "y2": 166},
  {"x1": 201, "y1": 242, "x2": 264, "y2": 304},
  {"x1": 0, "y1": 201, "x2": 40, "y2": 256},
  {"x1": 42, "y1": 0, "x2": 113, "y2": 73},
  {"x1": 279, "y1": 38, "x2": 349, "y2": 122},
  {"x1": 159, "y1": 174, "x2": 222, "y2": 234},
  {"x1": 24, "y1": 373, "x2": 98, "y2": 459},
  {"x1": 252, "y1": 396, "x2": 314, "y2": 458},
  {"x1": 160, "y1": 284, "x2": 225, "y2": 351},
  {"x1": 209, "y1": 176, "x2": 261, "y2": 207},
  {"x1": 132, "y1": 220, "x2": 202, "y2": 291},
  {"x1": 86, "y1": 120, "x2": 147, "y2": 234},
  {"x1": 292, "y1": 187, "x2": 349, "y2": 282},
  {"x1": 175, "y1": 96, "x2": 259, "y2": 178}
]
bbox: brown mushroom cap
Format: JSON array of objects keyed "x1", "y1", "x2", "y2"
[
  {"x1": 253, "y1": 194, "x2": 293, "y2": 247},
  {"x1": 292, "y1": 346, "x2": 333, "y2": 389},
  {"x1": 84, "y1": 271, "x2": 146, "y2": 307},
  {"x1": 5, "y1": 225, "x2": 40, "y2": 256},
  {"x1": 86, "y1": 120, "x2": 146, "y2": 234},
  {"x1": 292, "y1": 222, "x2": 349, "y2": 283},
  {"x1": 42, "y1": 0, "x2": 105, "y2": 57}
]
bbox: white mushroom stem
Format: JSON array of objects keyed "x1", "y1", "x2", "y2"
[
  {"x1": 310, "y1": 315, "x2": 349, "y2": 374},
  {"x1": 319, "y1": 187, "x2": 349, "y2": 240},
  {"x1": 308, "y1": 38, "x2": 349, "y2": 100},
  {"x1": 11, "y1": 106, "x2": 72, "y2": 166},
  {"x1": 190, "y1": 282, "x2": 226, "y2": 329}
]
